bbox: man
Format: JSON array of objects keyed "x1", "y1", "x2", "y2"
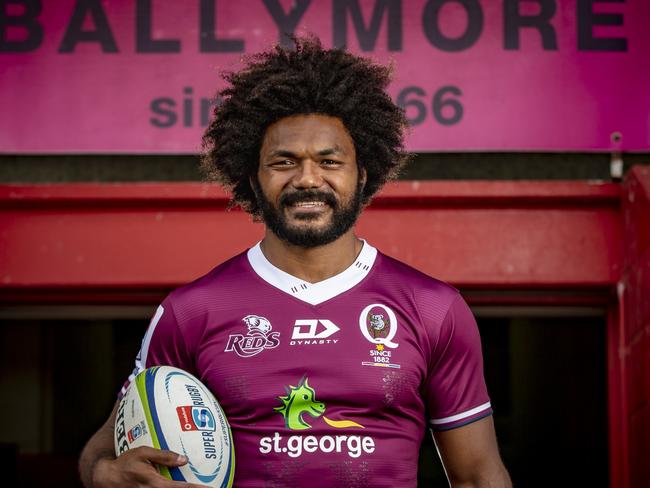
[{"x1": 79, "y1": 37, "x2": 511, "y2": 487}]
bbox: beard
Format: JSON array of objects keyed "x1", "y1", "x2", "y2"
[{"x1": 252, "y1": 179, "x2": 364, "y2": 248}]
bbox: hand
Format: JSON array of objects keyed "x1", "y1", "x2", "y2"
[{"x1": 92, "y1": 446, "x2": 206, "y2": 487}]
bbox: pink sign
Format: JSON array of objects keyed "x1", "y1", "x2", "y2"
[{"x1": 1, "y1": 0, "x2": 648, "y2": 153}]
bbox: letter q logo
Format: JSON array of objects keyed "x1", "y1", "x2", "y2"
[{"x1": 359, "y1": 304, "x2": 399, "y2": 348}]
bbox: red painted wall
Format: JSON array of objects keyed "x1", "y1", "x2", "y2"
[{"x1": 0, "y1": 180, "x2": 621, "y2": 301}]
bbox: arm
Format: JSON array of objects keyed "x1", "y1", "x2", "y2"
[
  {"x1": 433, "y1": 416, "x2": 511, "y2": 488},
  {"x1": 422, "y1": 292, "x2": 509, "y2": 486},
  {"x1": 79, "y1": 400, "x2": 199, "y2": 488},
  {"x1": 79, "y1": 300, "x2": 204, "y2": 486}
]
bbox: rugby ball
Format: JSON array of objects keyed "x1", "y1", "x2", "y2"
[{"x1": 114, "y1": 366, "x2": 235, "y2": 487}]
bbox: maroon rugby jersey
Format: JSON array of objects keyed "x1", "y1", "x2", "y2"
[{"x1": 122, "y1": 241, "x2": 492, "y2": 487}]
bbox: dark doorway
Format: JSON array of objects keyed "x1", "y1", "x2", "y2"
[
  {"x1": 0, "y1": 307, "x2": 153, "y2": 487},
  {"x1": 418, "y1": 307, "x2": 609, "y2": 486}
]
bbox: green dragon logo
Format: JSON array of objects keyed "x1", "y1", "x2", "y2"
[
  {"x1": 274, "y1": 377, "x2": 325, "y2": 430},
  {"x1": 274, "y1": 377, "x2": 364, "y2": 430}
]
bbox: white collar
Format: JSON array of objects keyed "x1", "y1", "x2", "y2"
[{"x1": 246, "y1": 240, "x2": 377, "y2": 306}]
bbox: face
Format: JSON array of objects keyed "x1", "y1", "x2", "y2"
[{"x1": 254, "y1": 114, "x2": 366, "y2": 248}]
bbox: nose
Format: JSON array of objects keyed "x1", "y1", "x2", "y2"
[{"x1": 292, "y1": 159, "x2": 324, "y2": 189}]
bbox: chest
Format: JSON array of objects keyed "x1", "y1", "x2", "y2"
[{"x1": 190, "y1": 295, "x2": 430, "y2": 427}]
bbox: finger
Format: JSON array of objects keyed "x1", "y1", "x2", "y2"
[
  {"x1": 130, "y1": 446, "x2": 189, "y2": 467},
  {"x1": 128, "y1": 464, "x2": 205, "y2": 488}
]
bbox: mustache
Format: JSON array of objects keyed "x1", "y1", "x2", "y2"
[{"x1": 280, "y1": 190, "x2": 337, "y2": 208}]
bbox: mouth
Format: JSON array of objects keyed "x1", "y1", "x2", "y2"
[
  {"x1": 281, "y1": 192, "x2": 337, "y2": 216},
  {"x1": 285, "y1": 200, "x2": 331, "y2": 221},
  {"x1": 289, "y1": 201, "x2": 328, "y2": 209},
  {"x1": 308, "y1": 404, "x2": 326, "y2": 416}
]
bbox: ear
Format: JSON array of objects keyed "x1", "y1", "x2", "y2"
[
  {"x1": 250, "y1": 173, "x2": 262, "y2": 197},
  {"x1": 358, "y1": 166, "x2": 367, "y2": 189}
]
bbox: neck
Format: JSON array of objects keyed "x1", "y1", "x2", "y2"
[{"x1": 259, "y1": 229, "x2": 363, "y2": 283}]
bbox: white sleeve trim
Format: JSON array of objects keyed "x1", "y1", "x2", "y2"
[
  {"x1": 430, "y1": 401, "x2": 492, "y2": 425},
  {"x1": 120, "y1": 304, "x2": 165, "y2": 396},
  {"x1": 139, "y1": 304, "x2": 164, "y2": 368}
]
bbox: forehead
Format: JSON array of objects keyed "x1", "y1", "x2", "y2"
[{"x1": 260, "y1": 114, "x2": 355, "y2": 156}]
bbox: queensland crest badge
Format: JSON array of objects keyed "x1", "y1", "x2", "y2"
[{"x1": 359, "y1": 304, "x2": 400, "y2": 369}]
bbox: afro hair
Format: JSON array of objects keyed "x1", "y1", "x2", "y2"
[{"x1": 201, "y1": 36, "x2": 409, "y2": 215}]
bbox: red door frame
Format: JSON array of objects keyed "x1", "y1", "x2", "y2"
[
  {"x1": 0, "y1": 175, "x2": 639, "y2": 486},
  {"x1": 618, "y1": 166, "x2": 650, "y2": 488}
]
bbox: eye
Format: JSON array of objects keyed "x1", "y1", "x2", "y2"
[
  {"x1": 321, "y1": 159, "x2": 340, "y2": 166},
  {"x1": 270, "y1": 159, "x2": 294, "y2": 167},
  {"x1": 302, "y1": 394, "x2": 309, "y2": 400}
]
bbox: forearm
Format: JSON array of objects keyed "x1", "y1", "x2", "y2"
[
  {"x1": 448, "y1": 463, "x2": 512, "y2": 488},
  {"x1": 434, "y1": 417, "x2": 512, "y2": 488},
  {"x1": 79, "y1": 402, "x2": 118, "y2": 487}
]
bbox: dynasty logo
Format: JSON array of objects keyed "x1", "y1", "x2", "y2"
[
  {"x1": 224, "y1": 315, "x2": 280, "y2": 358},
  {"x1": 259, "y1": 377, "x2": 375, "y2": 458},
  {"x1": 290, "y1": 319, "x2": 340, "y2": 346}
]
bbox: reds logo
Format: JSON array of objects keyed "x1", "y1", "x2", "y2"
[
  {"x1": 224, "y1": 315, "x2": 280, "y2": 358},
  {"x1": 244, "y1": 315, "x2": 272, "y2": 334}
]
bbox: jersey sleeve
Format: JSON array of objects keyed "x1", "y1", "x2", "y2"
[
  {"x1": 424, "y1": 292, "x2": 492, "y2": 431},
  {"x1": 119, "y1": 297, "x2": 193, "y2": 398}
]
